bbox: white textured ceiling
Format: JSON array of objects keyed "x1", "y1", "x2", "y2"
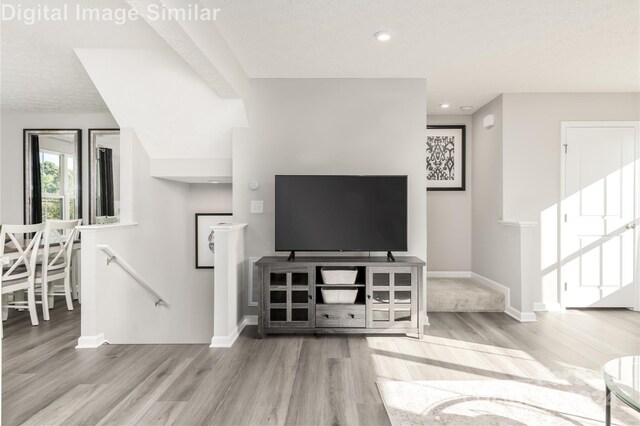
[
  {"x1": 0, "y1": 0, "x2": 166, "y2": 112},
  {"x1": 211, "y1": 0, "x2": 640, "y2": 114},
  {"x1": 2, "y1": 0, "x2": 638, "y2": 114}
]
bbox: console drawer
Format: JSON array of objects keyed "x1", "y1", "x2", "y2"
[{"x1": 316, "y1": 305, "x2": 365, "y2": 328}]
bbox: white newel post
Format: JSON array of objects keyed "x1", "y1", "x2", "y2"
[
  {"x1": 210, "y1": 223, "x2": 248, "y2": 348},
  {"x1": 76, "y1": 227, "x2": 106, "y2": 348}
]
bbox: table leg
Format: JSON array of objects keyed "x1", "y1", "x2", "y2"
[{"x1": 606, "y1": 385, "x2": 611, "y2": 426}]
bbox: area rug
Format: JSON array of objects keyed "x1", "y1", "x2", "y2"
[{"x1": 377, "y1": 380, "x2": 639, "y2": 425}]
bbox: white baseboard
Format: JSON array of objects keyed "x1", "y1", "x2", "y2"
[
  {"x1": 470, "y1": 273, "x2": 510, "y2": 300},
  {"x1": 471, "y1": 273, "x2": 537, "y2": 323},
  {"x1": 427, "y1": 271, "x2": 472, "y2": 278},
  {"x1": 505, "y1": 306, "x2": 538, "y2": 322},
  {"x1": 210, "y1": 315, "x2": 258, "y2": 348},
  {"x1": 76, "y1": 333, "x2": 107, "y2": 349},
  {"x1": 242, "y1": 315, "x2": 258, "y2": 327},
  {"x1": 533, "y1": 302, "x2": 563, "y2": 312}
]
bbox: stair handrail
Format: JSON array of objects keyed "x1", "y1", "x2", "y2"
[{"x1": 97, "y1": 244, "x2": 168, "y2": 307}]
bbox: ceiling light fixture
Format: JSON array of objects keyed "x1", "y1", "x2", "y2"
[
  {"x1": 208, "y1": 180, "x2": 220, "y2": 183},
  {"x1": 439, "y1": 103, "x2": 451, "y2": 109},
  {"x1": 460, "y1": 106, "x2": 473, "y2": 112},
  {"x1": 374, "y1": 31, "x2": 391, "y2": 42}
]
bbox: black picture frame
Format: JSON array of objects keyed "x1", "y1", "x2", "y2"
[
  {"x1": 426, "y1": 124, "x2": 466, "y2": 191},
  {"x1": 195, "y1": 213, "x2": 233, "y2": 269}
]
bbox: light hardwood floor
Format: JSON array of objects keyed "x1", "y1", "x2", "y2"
[{"x1": 2, "y1": 301, "x2": 639, "y2": 425}]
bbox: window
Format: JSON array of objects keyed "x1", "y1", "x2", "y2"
[{"x1": 40, "y1": 150, "x2": 76, "y2": 220}]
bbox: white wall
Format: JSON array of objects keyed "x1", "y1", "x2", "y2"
[
  {"x1": 502, "y1": 93, "x2": 640, "y2": 221},
  {"x1": 0, "y1": 111, "x2": 118, "y2": 224},
  {"x1": 75, "y1": 48, "x2": 247, "y2": 160},
  {"x1": 426, "y1": 115, "x2": 472, "y2": 272},
  {"x1": 81, "y1": 130, "x2": 232, "y2": 344},
  {"x1": 188, "y1": 183, "x2": 233, "y2": 214},
  {"x1": 234, "y1": 78, "x2": 427, "y2": 316},
  {"x1": 471, "y1": 96, "x2": 524, "y2": 310},
  {"x1": 470, "y1": 93, "x2": 640, "y2": 313},
  {"x1": 501, "y1": 93, "x2": 640, "y2": 307}
]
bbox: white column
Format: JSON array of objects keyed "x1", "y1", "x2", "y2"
[
  {"x1": 75, "y1": 228, "x2": 106, "y2": 348},
  {"x1": 210, "y1": 223, "x2": 248, "y2": 348}
]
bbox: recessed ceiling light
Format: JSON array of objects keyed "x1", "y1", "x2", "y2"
[
  {"x1": 208, "y1": 180, "x2": 220, "y2": 183},
  {"x1": 374, "y1": 31, "x2": 391, "y2": 42},
  {"x1": 460, "y1": 106, "x2": 473, "y2": 112},
  {"x1": 439, "y1": 103, "x2": 451, "y2": 109}
]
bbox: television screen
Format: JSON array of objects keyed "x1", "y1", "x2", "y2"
[{"x1": 275, "y1": 175, "x2": 407, "y2": 252}]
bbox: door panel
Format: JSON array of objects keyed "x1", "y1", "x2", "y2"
[
  {"x1": 563, "y1": 124, "x2": 638, "y2": 307},
  {"x1": 266, "y1": 267, "x2": 314, "y2": 327},
  {"x1": 366, "y1": 267, "x2": 417, "y2": 328}
]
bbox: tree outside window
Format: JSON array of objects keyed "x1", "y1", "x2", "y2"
[{"x1": 40, "y1": 151, "x2": 76, "y2": 220}]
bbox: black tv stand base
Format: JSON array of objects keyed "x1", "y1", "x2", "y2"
[{"x1": 387, "y1": 251, "x2": 396, "y2": 262}]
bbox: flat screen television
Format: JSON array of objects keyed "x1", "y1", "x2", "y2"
[{"x1": 275, "y1": 175, "x2": 407, "y2": 252}]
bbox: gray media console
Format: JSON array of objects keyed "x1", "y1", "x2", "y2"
[{"x1": 255, "y1": 256, "x2": 425, "y2": 338}]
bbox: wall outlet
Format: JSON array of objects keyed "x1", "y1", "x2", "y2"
[{"x1": 251, "y1": 200, "x2": 264, "y2": 214}]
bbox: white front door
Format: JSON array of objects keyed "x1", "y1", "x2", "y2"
[{"x1": 561, "y1": 122, "x2": 639, "y2": 308}]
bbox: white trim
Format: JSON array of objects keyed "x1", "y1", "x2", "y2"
[
  {"x1": 77, "y1": 223, "x2": 138, "y2": 232},
  {"x1": 560, "y1": 121, "x2": 640, "y2": 128},
  {"x1": 427, "y1": 271, "x2": 472, "y2": 278},
  {"x1": 471, "y1": 273, "x2": 510, "y2": 300},
  {"x1": 533, "y1": 302, "x2": 564, "y2": 312},
  {"x1": 210, "y1": 315, "x2": 257, "y2": 348},
  {"x1": 471, "y1": 273, "x2": 537, "y2": 322},
  {"x1": 210, "y1": 223, "x2": 247, "y2": 231},
  {"x1": 505, "y1": 306, "x2": 537, "y2": 322},
  {"x1": 76, "y1": 333, "x2": 107, "y2": 349},
  {"x1": 498, "y1": 220, "x2": 537, "y2": 227}
]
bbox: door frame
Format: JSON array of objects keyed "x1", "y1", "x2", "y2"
[{"x1": 559, "y1": 121, "x2": 640, "y2": 310}]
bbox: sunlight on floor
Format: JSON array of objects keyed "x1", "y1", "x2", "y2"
[{"x1": 377, "y1": 380, "x2": 639, "y2": 425}]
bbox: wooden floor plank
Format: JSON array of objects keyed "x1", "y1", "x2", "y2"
[
  {"x1": 3, "y1": 302, "x2": 639, "y2": 426},
  {"x1": 136, "y1": 401, "x2": 188, "y2": 425},
  {"x1": 22, "y1": 384, "x2": 107, "y2": 426},
  {"x1": 96, "y1": 357, "x2": 192, "y2": 425},
  {"x1": 158, "y1": 347, "x2": 224, "y2": 402},
  {"x1": 215, "y1": 336, "x2": 303, "y2": 426},
  {"x1": 176, "y1": 332, "x2": 259, "y2": 425}
]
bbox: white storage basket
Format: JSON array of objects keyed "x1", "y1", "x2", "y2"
[
  {"x1": 321, "y1": 288, "x2": 358, "y2": 304},
  {"x1": 320, "y1": 267, "x2": 358, "y2": 284}
]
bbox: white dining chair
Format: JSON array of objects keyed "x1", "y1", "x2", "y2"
[
  {"x1": 35, "y1": 219, "x2": 81, "y2": 320},
  {"x1": 1, "y1": 223, "x2": 45, "y2": 338}
]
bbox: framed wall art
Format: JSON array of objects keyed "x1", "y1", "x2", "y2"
[{"x1": 426, "y1": 125, "x2": 466, "y2": 191}]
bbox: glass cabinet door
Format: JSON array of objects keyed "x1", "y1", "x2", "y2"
[
  {"x1": 366, "y1": 267, "x2": 417, "y2": 328},
  {"x1": 266, "y1": 267, "x2": 314, "y2": 328}
]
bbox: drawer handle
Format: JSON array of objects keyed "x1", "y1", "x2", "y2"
[
  {"x1": 324, "y1": 314, "x2": 331, "y2": 319},
  {"x1": 349, "y1": 314, "x2": 355, "y2": 318},
  {"x1": 308, "y1": 295, "x2": 313, "y2": 300}
]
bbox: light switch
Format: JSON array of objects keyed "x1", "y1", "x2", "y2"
[{"x1": 251, "y1": 200, "x2": 264, "y2": 214}]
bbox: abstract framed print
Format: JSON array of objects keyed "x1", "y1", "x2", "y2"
[{"x1": 426, "y1": 125, "x2": 466, "y2": 191}]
